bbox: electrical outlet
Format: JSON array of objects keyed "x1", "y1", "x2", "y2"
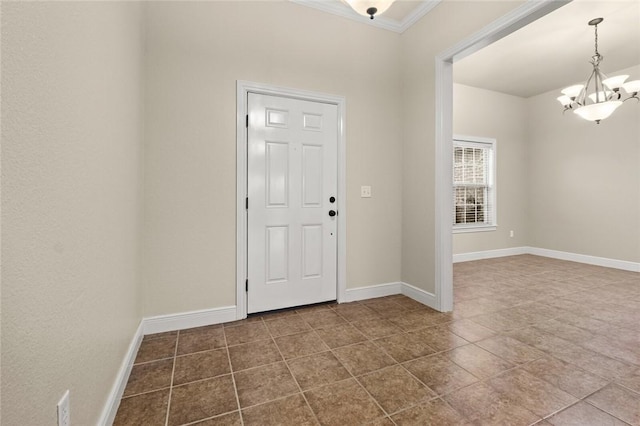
[
  {"x1": 361, "y1": 185, "x2": 372, "y2": 198},
  {"x1": 57, "y1": 390, "x2": 70, "y2": 426},
  {"x1": 510, "y1": 230, "x2": 514, "y2": 238}
]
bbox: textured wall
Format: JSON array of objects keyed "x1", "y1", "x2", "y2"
[
  {"x1": 7, "y1": 1, "x2": 627, "y2": 422},
  {"x1": 1, "y1": 2, "x2": 143, "y2": 424},
  {"x1": 142, "y1": 1, "x2": 403, "y2": 316},
  {"x1": 451, "y1": 71, "x2": 639, "y2": 264},
  {"x1": 400, "y1": 1, "x2": 525, "y2": 294},
  {"x1": 527, "y1": 64, "x2": 640, "y2": 263},
  {"x1": 452, "y1": 83, "x2": 529, "y2": 254}
]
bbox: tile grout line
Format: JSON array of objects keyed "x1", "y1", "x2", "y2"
[
  {"x1": 364, "y1": 330, "x2": 446, "y2": 417},
  {"x1": 454, "y1": 261, "x2": 640, "y2": 421},
  {"x1": 177, "y1": 410, "x2": 238, "y2": 426},
  {"x1": 223, "y1": 321, "x2": 245, "y2": 426},
  {"x1": 540, "y1": 399, "x2": 588, "y2": 422},
  {"x1": 497, "y1": 331, "x2": 633, "y2": 385},
  {"x1": 317, "y1": 310, "x2": 406, "y2": 424},
  {"x1": 304, "y1": 288, "x2": 627, "y2": 421},
  {"x1": 382, "y1": 395, "x2": 462, "y2": 422},
  {"x1": 441, "y1": 351, "x2": 574, "y2": 415},
  {"x1": 318, "y1": 299, "x2": 481, "y2": 423},
  {"x1": 234, "y1": 376, "x2": 360, "y2": 412},
  {"x1": 164, "y1": 372, "x2": 237, "y2": 389},
  {"x1": 235, "y1": 390, "x2": 316, "y2": 412},
  {"x1": 267, "y1": 319, "x2": 323, "y2": 426},
  {"x1": 164, "y1": 330, "x2": 180, "y2": 426},
  {"x1": 579, "y1": 384, "x2": 634, "y2": 424},
  {"x1": 344, "y1": 304, "x2": 420, "y2": 425},
  {"x1": 530, "y1": 323, "x2": 639, "y2": 368},
  {"x1": 120, "y1": 385, "x2": 172, "y2": 400},
  {"x1": 290, "y1": 306, "x2": 412, "y2": 423},
  {"x1": 615, "y1": 380, "x2": 640, "y2": 396},
  {"x1": 132, "y1": 355, "x2": 175, "y2": 367},
  {"x1": 389, "y1": 339, "x2": 561, "y2": 421},
  {"x1": 582, "y1": 401, "x2": 634, "y2": 425},
  {"x1": 394, "y1": 362, "x2": 480, "y2": 419},
  {"x1": 118, "y1": 257, "x2": 638, "y2": 424}
]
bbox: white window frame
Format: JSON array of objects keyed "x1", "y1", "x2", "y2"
[{"x1": 452, "y1": 135, "x2": 497, "y2": 233}]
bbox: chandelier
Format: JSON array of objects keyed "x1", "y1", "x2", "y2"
[
  {"x1": 557, "y1": 18, "x2": 639, "y2": 124},
  {"x1": 344, "y1": 0, "x2": 395, "y2": 20}
]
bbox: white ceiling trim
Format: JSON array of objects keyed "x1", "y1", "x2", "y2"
[
  {"x1": 397, "y1": 0, "x2": 441, "y2": 33},
  {"x1": 440, "y1": 0, "x2": 570, "y2": 63},
  {"x1": 290, "y1": 0, "x2": 441, "y2": 33}
]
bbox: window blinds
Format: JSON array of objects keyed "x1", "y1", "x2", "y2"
[{"x1": 453, "y1": 140, "x2": 495, "y2": 227}]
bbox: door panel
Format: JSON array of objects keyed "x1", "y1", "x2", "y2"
[
  {"x1": 302, "y1": 145, "x2": 323, "y2": 207},
  {"x1": 266, "y1": 142, "x2": 289, "y2": 207},
  {"x1": 302, "y1": 224, "x2": 323, "y2": 279},
  {"x1": 247, "y1": 93, "x2": 338, "y2": 313},
  {"x1": 266, "y1": 226, "x2": 288, "y2": 283}
]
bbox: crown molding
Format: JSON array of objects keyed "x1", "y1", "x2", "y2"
[
  {"x1": 290, "y1": 0, "x2": 441, "y2": 34},
  {"x1": 397, "y1": 0, "x2": 440, "y2": 33}
]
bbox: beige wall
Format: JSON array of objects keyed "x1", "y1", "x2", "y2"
[
  {"x1": 451, "y1": 65, "x2": 640, "y2": 264},
  {"x1": 452, "y1": 83, "x2": 529, "y2": 254},
  {"x1": 527, "y1": 64, "x2": 640, "y2": 263},
  {"x1": 1, "y1": 2, "x2": 143, "y2": 424},
  {"x1": 7, "y1": 2, "x2": 635, "y2": 422},
  {"x1": 400, "y1": 1, "x2": 525, "y2": 294},
  {"x1": 142, "y1": 1, "x2": 403, "y2": 316}
]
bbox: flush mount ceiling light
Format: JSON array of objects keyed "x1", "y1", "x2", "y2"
[
  {"x1": 344, "y1": 0, "x2": 395, "y2": 20},
  {"x1": 557, "y1": 18, "x2": 639, "y2": 124}
]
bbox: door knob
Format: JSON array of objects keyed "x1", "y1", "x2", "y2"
[{"x1": 329, "y1": 210, "x2": 337, "y2": 217}]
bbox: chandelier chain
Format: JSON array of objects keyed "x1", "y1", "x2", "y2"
[{"x1": 594, "y1": 23, "x2": 599, "y2": 56}]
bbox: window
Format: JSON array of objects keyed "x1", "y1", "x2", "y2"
[{"x1": 453, "y1": 136, "x2": 496, "y2": 232}]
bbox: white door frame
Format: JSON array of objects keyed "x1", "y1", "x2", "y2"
[
  {"x1": 434, "y1": 0, "x2": 569, "y2": 311},
  {"x1": 236, "y1": 81, "x2": 347, "y2": 320}
]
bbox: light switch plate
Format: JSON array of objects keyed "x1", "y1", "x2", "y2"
[{"x1": 361, "y1": 186, "x2": 372, "y2": 198}]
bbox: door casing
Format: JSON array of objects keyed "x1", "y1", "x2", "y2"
[{"x1": 236, "y1": 81, "x2": 347, "y2": 320}]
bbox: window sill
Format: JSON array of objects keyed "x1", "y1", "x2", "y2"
[{"x1": 453, "y1": 225, "x2": 497, "y2": 234}]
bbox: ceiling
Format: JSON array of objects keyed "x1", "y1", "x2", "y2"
[
  {"x1": 292, "y1": 0, "x2": 640, "y2": 98},
  {"x1": 382, "y1": 0, "x2": 433, "y2": 22},
  {"x1": 290, "y1": 0, "x2": 440, "y2": 33},
  {"x1": 454, "y1": 0, "x2": 640, "y2": 98}
]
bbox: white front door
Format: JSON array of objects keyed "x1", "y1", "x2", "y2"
[{"x1": 247, "y1": 93, "x2": 338, "y2": 314}]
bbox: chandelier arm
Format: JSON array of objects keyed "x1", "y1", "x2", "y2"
[
  {"x1": 599, "y1": 69, "x2": 614, "y2": 100},
  {"x1": 593, "y1": 66, "x2": 605, "y2": 103},
  {"x1": 577, "y1": 68, "x2": 596, "y2": 106}
]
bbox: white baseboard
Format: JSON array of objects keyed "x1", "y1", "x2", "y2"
[
  {"x1": 453, "y1": 246, "x2": 528, "y2": 263},
  {"x1": 401, "y1": 282, "x2": 439, "y2": 310},
  {"x1": 453, "y1": 246, "x2": 639, "y2": 272},
  {"x1": 143, "y1": 305, "x2": 237, "y2": 335},
  {"x1": 343, "y1": 281, "x2": 439, "y2": 311},
  {"x1": 100, "y1": 281, "x2": 444, "y2": 424},
  {"x1": 527, "y1": 247, "x2": 640, "y2": 273},
  {"x1": 345, "y1": 282, "x2": 402, "y2": 302},
  {"x1": 98, "y1": 322, "x2": 143, "y2": 426},
  {"x1": 100, "y1": 306, "x2": 237, "y2": 424},
  {"x1": 344, "y1": 282, "x2": 402, "y2": 302}
]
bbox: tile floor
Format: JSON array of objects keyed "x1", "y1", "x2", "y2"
[{"x1": 114, "y1": 255, "x2": 640, "y2": 425}]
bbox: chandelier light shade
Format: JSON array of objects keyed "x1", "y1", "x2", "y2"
[
  {"x1": 344, "y1": 0, "x2": 395, "y2": 19},
  {"x1": 558, "y1": 18, "x2": 639, "y2": 124}
]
